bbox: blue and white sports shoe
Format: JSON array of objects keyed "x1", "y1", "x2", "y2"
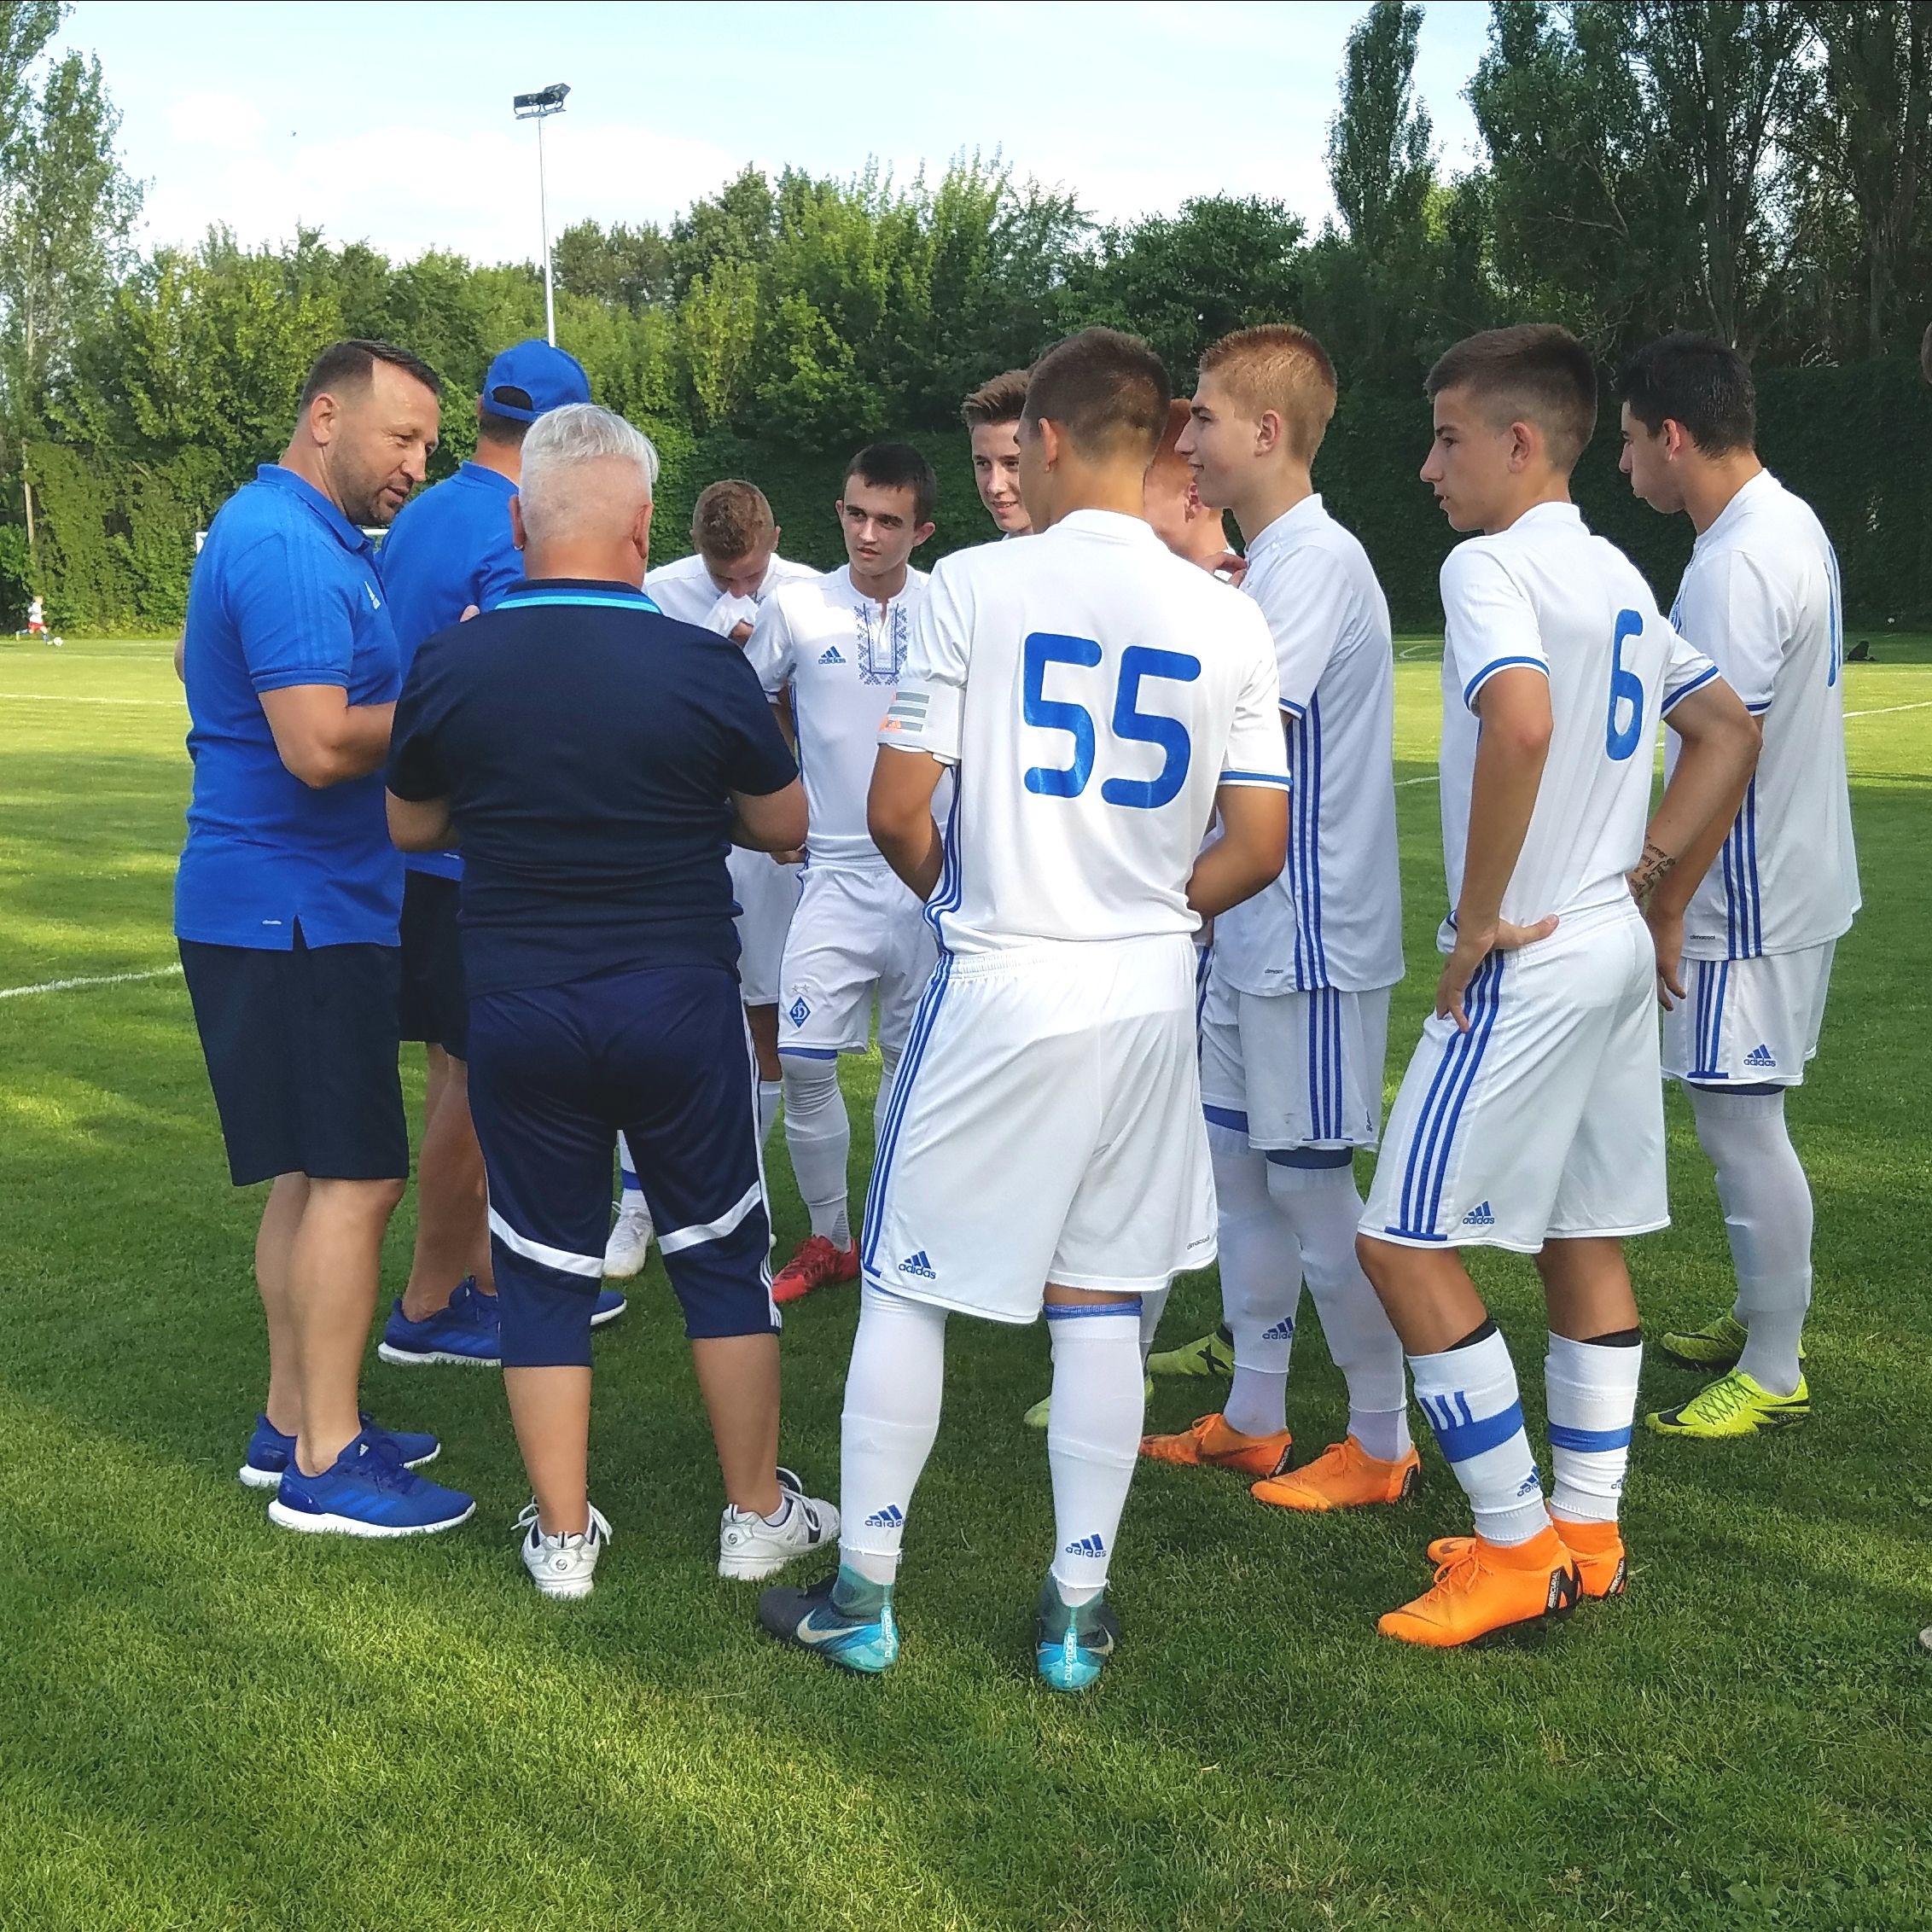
[
  {"x1": 591, "y1": 1287, "x2": 628, "y2": 1329},
  {"x1": 267, "y1": 1428, "x2": 474, "y2": 1538},
  {"x1": 377, "y1": 1278, "x2": 502, "y2": 1368},
  {"x1": 238, "y1": 1411, "x2": 439, "y2": 1491},
  {"x1": 758, "y1": 1565, "x2": 899, "y2": 1674},
  {"x1": 1035, "y1": 1575, "x2": 1120, "y2": 1692}
]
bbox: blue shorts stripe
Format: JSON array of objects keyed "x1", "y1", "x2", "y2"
[
  {"x1": 1202, "y1": 1102, "x2": 1249, "y2": 1135},
  {"x1": 859, "y1": 955, "x2": 952, "y2": 1273},
  {"x1": 1419, "y1": 961, "x2": 1504, "y2": 1234},
  {"x1": 1045, "y1": 1297, "x2": 1143, "y2": 1321}
]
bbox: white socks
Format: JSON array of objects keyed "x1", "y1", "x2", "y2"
[
  {"x1": 1045, "y1": 1299, "x2": 1145, "y2": 1604},
  {"x1": 1690, "y1": 1086, "x2": 1812, "y2": 1396},
  {"x1": 1137, "y1": 1284, "x2": 1170, "y2": 1365},
  {"x1": 1545, "y1": 1331, "x2": 1641, "y2": 1525},
  {"x1": 1266, "y1": 1157, "x2": 1411, "y2": 1463},
  {"x1": 782, "y1": 1056, "x2": 852, "y2": 1249},
  {"x1": 757, "y1": 1078, "x2": 782, "y2": 1149},
  {"x1": 617, "y1": 1132, "x2": 640, "y2": 1196},
  {"x1": 1208, "y1": 1124, "x2": 1301, "y2": 1437},
  {"x1": 1410, "y1": 1324, "x2": 1548, "y2": 1547},
  {"x1": 873, "y1": 1040, "x2": 904, "y2": 1153},
  {"x1": 838, "y1": 1286, "x2": 946, "y2": 1586}
]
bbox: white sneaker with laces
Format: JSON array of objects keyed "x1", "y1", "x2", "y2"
[
  {"x1": 517, "y1": 1500, "x2": 613, "y2": 1600},
  {"x1": 718, "y1": 1468, "x2": 839, "y2": 1580},
  {"x1": 603, "y1": 1196, "x2": 654, "y2": 1278}
]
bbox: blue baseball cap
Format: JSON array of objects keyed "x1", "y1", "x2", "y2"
[{"x1": 480, "y1": 339, "x2": 591, "y2": 422}]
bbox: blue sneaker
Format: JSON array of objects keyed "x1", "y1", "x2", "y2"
[
  {"x1": 238, "y1": 1411, "x2": 439, "y2": 1491},
  {"x1": 591, "y1": 1287, "x2": 627, "y2": 1329},
  {"x1": 267, "y1": 1428, "x2": 474, "y2": 1538},
  {"x1": 1036, "y1": 1575, "x2": 1119, "y2": 1692},
  {"x1": 758, "y1": 1564, "x2": 899, "y2": 1674},
  {"x1": 377, "y1": 1278, "x2": 502, "y2": 1367}
]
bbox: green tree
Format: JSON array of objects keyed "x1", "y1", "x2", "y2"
[
  {"x1": 679, "y1": 255, "x2": 760, "y2": 429},
  {"x1": 554, "y1": 218, "x2": 672, "y2": 311}
]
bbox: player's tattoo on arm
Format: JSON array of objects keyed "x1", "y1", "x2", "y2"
[{"x1": 1628, "y1": 839, "x2": 1678, "y2": 903}]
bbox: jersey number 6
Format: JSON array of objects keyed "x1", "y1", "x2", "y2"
[
  {"x1": 1605, "y1": 608, "x2": 1644, "y2": 763},
  {"x1": 1021, "y1": 631, "x2": 1201, "y2": 810}
]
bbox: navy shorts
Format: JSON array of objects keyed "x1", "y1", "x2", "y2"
[
  {"x1": 398, "y1": 870, "x2": 468, "y2": 1059},
  {"x1": 467, "y1": 963, "x2": 776, "y2": 1367},
  {"x1": 179, "y1": 929, "x2": 409, "y2": 1188}
]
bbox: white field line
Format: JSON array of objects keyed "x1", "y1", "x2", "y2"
[
  {"x1": 0, "y1": 964, "x2": 183, "y2": 1001},
  {"x1": 1843, "y1": 699, "x2": 1932, "y2": 719},
  {"x1": 0, "y1": 690, "x2": 179, "y2": 707},
  {"x1": 1396, "y1": 771, "x2": 1438, "y2": 786}
]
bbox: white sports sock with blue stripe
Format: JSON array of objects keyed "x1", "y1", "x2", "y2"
[
  {"x1": 839, "y1": 1286, "x2": 947, "y2": 1586},
  {"x1": 1046, "y1": 1299, "x2": 1144, "y2": 1605},
  {"x1": 1209, "y1": 1124, "x2": 1301, "y2": 1437},
  {"x1": 1410, "y1": 1325, "x2": 1548, "y2": 1547},
  {"x1": 1545, "y1": 1332, "x2": 1641, "y2": 1525}
]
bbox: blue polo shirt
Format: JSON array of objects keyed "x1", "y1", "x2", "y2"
[
  {"x1": 386, "y1": 579, "x2": 798, "y2": 998},
  {"x1": 377, "y1": 461, "x2": 524, "y2": 882},
  {"x1": 175, "y1": 465, "x2": 404, "y2": 951}
]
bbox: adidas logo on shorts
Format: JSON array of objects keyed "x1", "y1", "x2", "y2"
[
  {"x1": 1260, "y1": 1316, "x2": 1296, "y2": 1341},
  {"x1": 818, "y1": 645, "x2": 846, "y2": 665},
  {"x1": 1745, "y1": 1042, "x2": 1778, "y2": 1068},
  {"x1": 898, "y1": 1250, "x2": 936, "y2": 1280},
  {"x1": 864, "y1": 1504, "x2": 905, "y2": 1529},
  {"x1": 1462, "y1": 1201, "x2": 1496, "y2": 1228},
  {"x1": 1063, "y1": 1533, "x2": 1106, "y2": 1560},
  {"x1": 788, "y1": 997, "x2": 811, "y2": 1027}
]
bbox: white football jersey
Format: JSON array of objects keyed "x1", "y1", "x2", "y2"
[
  {"x1": 879, "y1": 511, "x2": 1289, "y2": 956},
  {"x1": 1436, "y1": 502, "x2": 1719, "y2": 948},
  {"x1": 643, "y1": 550, "x2": 818, "y2": 635},
  {"x1": 1666, "y1": 471, "x2": 1858, "y2": 958},
  {"x1": 746, "y1": 563, "x2": 929, "y2": 869},
  {"x1": 1210, "y1": 495, "x2": 1404, "y2": 996}
]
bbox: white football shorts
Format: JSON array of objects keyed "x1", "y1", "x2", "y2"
[
  {"x1": 729, "y1": 847, "x2": 801, "y2": 1008},
  {"x1": 1361, "y1": 901, "x2": 1667, "y2": 1254},
  {"x1": 861, "y1": 934, "x2": 1217, "y2": 1321},
  {"x1": 778, "y1": 864, "x2": 937, "y2": 1059},
  {"x1": 1661, "y1": 941, "x2": 1835, "y2": 1088},
  {"x1": 1198, "y1": 970, "x2": 1392, "y2": 1151}
]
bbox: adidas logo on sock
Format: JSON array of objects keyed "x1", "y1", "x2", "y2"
[
  {"x1": 1744, "y1": 1043, "x2": 1777, "y2": 1068},
  {"x1": 1462, "y1": 1201, "x2": 1495, "y2": 1228},
  {"x1": 788, "y1": 997, "x2": 811, "y2": 1027},
  {"x1": 1260, "y1": 1316, "x2": 1296, "y2": 1341},
  {"x1": 818, "y1": 645, "x2": 846, "y2": 665},
  {"x1": 897, "y1": 1250, "x2": 936, "y2": 1279},
  {"x1": 863, "y1": 1504, "x2": 904, "y2": 1529},
  {"x1": 1516, "y1": 1472, "x2": 1544, "y2": 1499},
  {"x1": 1063, "y1": 1533, "x2": 1106, "y2": 1560}
]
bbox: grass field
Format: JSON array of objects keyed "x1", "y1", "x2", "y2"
[{"x1": 2, "y1": 631, "x2": 1929, "y2": 1932}]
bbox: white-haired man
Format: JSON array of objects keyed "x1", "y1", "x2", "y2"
[{"x1": 387, "y1": 404, "x2": 837, "y2": 1598}]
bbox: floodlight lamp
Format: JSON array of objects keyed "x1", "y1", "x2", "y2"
[{"x1": 513, "y1": 83, "x2": 571, "y2": 119}]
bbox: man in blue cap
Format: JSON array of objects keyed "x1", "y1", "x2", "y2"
[
  {"x1": 375, "y1": 339, "x2": 627, "y2": 1370},
  {"x1": 178, "y1": 337, "x2": 474, "y2": 1537}
]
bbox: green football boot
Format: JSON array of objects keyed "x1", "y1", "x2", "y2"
[
  {"x1": 1146, "y1": 1324, "x2": 1236, "y2": 1380},
  {"x1": 1646, "y1": 1368, "x2": 1810, "y2": 1439},
  {"x1": 1024, "y1": 1377, "x2": 1153, "y2": 1430}
]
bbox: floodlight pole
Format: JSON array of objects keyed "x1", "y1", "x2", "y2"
[
  {"x1": 537, "y1": 112, "x2": 555, "y2": 344},
  {"x1": 514, "y1": 84, "x2": 571, "y2": 346}
]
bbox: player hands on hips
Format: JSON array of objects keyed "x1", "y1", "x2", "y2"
[
  {"x1": 756, "y1": 328, "x2": 1290, "y2": 1690},
  {"x1": 1354, "y1": 326, "x2": 1760, "y2": 1650}
]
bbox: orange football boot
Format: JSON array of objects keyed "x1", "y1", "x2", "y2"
[
  {"x1": 1251, "y1": 1435, "x2": 1421, "y2": 1511},
  {"x1": 1428, "y1": 1517, "x2": 1627, "y2": 1599},
  {"x1": 1139, "y1": 1411, "x2": 1293, "y2": 1479},
  {"x1": 771, "y1": 1234, "x2": 860, "y2": 1306},
  {"x1": 1378, "y1": 1523, "x2": 1581, "y2": 1648}
]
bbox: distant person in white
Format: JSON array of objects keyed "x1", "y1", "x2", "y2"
[
  {"x1": 745, "y1": 444, "x2": 939, "y2": 1308},
  {"x1": 755, "y1": 329, "x2": 1290, "y2": 1691},
  {"x1": 1355, "y1": 325, "x2": 1760, "y2": 1650},
  {"x1": 1151, "y1": 323, "x2": 1414, "y2": 1511},
  {"x1": 603, "y1": 482, "x2": 818, "y2": 1279},
  {"x1": 1618, "y1": 331, "x2": 1857, "y2": 1440}
]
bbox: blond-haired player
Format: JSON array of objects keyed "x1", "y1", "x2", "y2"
[
  {"x1": 1142, "y1": 325, "x2": 1415, "y2": 1510},
  {"x1": 1357, "y1": 325, "x2": 1760, "y2": 1648},
  {"x1": 962, "y1": 369, "x2": 1033, "y2": 536}
]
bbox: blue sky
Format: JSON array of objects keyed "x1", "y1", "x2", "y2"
[{"x1": 65, "y1": 1, "x2": 1494, "y2": 265}]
